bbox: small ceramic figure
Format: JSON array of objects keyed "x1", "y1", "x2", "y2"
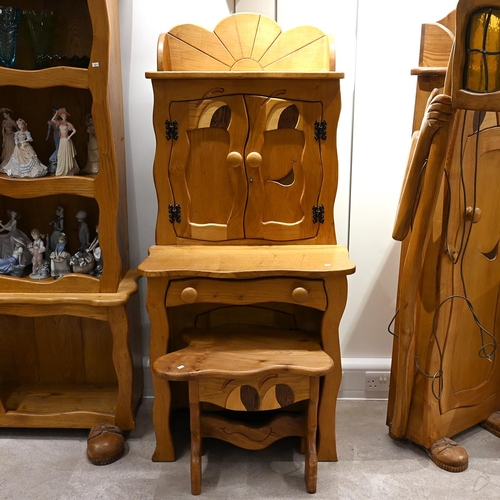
[
  {"x1": 28, "y1": 228, "x2": 49, "y2": 279},
  {"x1": 49, "y1": 233, "x2": 71, "y2": 279},
  {"x1": 0, "y1": 236, "x2": 26, "y2": 276},
  {"x1": 0, "y1": 107, "x2": 17, "y2": 169},
  {"x1": 70, "y1": 211, "x2": 93, "y2": 274},
  {"x1": 69, "y1": 249, "x2": 94, "y2": 274},
  {"x1": 0, "y1": 118, "x2": 48, "y2": 178},
  {"x1": 48, "y1": 205, "x2": 64, "y2": 253},
  {"x1": 83, "y1": 114, "x2": 99, "y2": 174},
  {"x1": 46, "y1": 105, "x2": 61, "y2": 173},
  {"x1": 0, "y1": 209, "x2": 30, "y2": 259},
  {"x1": 52, "y1": 108, "x2": 79, "y2": 176},
  {"x1": 76, "y1": 210, "x2": 89, "y2": 251},
  {"x1": 88, "y1": 225, "x2": 102, "y2": 277}
]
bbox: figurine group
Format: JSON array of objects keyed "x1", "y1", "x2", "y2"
[
  {"x1": 0, "y1": 207, "x2": 102, "y2": 279},
  {"x1": 0, "y1": 106, "x2": 99, "y2": 178}
]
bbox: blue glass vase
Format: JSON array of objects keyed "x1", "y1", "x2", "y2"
[{"x1": 0, "y1": 6, "x2": 21, "y2": 68}]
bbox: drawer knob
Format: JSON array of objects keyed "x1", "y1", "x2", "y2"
[
  {"x1": 292, "y1": 287, "x2": 308, "y2": 303},
  {"x1": 181, "y1": 287, "x2": 198, "y2": 304}
]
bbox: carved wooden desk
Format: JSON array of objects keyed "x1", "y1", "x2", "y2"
[{"x1": 139, "y1": 245, "x2": 354, "y2": 461}]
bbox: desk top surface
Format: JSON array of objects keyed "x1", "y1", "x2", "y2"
[{"x1": 139, "y1": 245, "x2": 355, "y2": 278}]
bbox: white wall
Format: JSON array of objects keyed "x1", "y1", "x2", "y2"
[{"x1": 118, "y1": 0, "x2": 457, "y2": 367}]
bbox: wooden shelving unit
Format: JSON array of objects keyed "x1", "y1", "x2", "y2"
[{"x1": 0, "y1": 0, "x2": 142, "y2": 430}]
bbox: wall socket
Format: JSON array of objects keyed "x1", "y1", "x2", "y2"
[{"x1": 365, "y1": 371, "x2": 390, "y2": 392}]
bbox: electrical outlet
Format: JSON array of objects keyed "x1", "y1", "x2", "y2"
[{"x1": 365, "y1": 371, "x2": 390, "y2": 392}]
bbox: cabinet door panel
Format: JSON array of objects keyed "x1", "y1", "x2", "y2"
[
  {"x1": 169, "y1": 96, "x2": 248, "y2": 241},
  {"x1": 440, "y1": 124, "x2": 500, "y2": 413},
  {"x1": 244, "y1": 96, "x2": 323, "y2": 241}
]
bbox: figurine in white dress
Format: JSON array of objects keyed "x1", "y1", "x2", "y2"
[
  {"x1": 0, "y1": 119, "x2": 48, "y2": 178},
  {"x1": 0, "y1": 107, "x2": 17, "y2": 169},
  {"x1": 52, "y1": 108, "x2": 79, "y2": 176}
]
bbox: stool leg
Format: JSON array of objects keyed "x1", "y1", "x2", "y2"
[
  {"x1": 189, "y1": 380, "x2": 202, "y2": 495},
  {"x1": 305, "y1": 377, "x2": 320, "y2": 493}
]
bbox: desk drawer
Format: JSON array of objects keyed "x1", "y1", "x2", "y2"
[{"x1": 166, "y1": 278, "x2": 326, "y2": 310}]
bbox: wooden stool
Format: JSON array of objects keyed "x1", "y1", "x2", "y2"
[{"x1": 153, "y1": 326, "x2": 333, "y2": 495}]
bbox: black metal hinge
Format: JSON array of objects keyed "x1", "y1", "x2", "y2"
[
  {"x1": 312, "y1": 205, "x2": 325, "y2": 224},
  {"x1": 165, "y1": 120, "x2": 178, "y2": 141},
  {"x1": 314, "y1": 120, "x2": 327, "y2": 141},
  {"x1": 168, "y1": 204, "x2": 181, "y2": 224}
]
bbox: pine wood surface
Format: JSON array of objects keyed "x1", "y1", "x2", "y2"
[
  {"x1": 153, "y1": 327, "x2": 333, "y2": 381},
  {"x1": 158, "y1": 13, "x2": 334, "y2": 73},
  {"x1": 0, "y1": 269, "x2": 138, "y2": 307},
  {"x1": 139, "y1": 245, "x2": 355, "y2": 278}
]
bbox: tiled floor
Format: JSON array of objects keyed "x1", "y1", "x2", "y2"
[{"x1": 1, "y1": 399, "x2": 500, "y2": 499}]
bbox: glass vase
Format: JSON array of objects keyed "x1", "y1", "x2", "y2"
[
  {"x1": 23, "y1": 10, "x2": 56, "y2": 69},
  {"x1": 0, "y1": 6, "x2": 21, "y2": 68}
]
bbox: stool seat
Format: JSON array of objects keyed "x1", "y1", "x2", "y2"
[
  {"x1": 153, "y1": 326, "x2": 333, "y2": 380},
  {"x1": 153, "y1": 326, "x2": 333, "y2": 494}
]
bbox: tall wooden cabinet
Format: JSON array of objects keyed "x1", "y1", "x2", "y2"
[
  {"x1": 139, "y1": 14, "x2": 355, "y2": 462},
  {"x1": 388, "y1": 0, "x2": 500, "y2": 472},
  {"x1": 0, "y1": 0, "x2": 142, "y2": 430}
]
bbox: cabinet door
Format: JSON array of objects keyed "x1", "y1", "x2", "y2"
[
  {"x1": 439, "y1": 121, "x2": 500, "y2": 414},
  {"x1": 244, "y1": 96, "x2": 323, "y2": 241},
  {"x1": 169, "y1": 96, "x2": 248, "y2": 241}
]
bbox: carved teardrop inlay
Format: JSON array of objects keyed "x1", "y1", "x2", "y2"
[
  {"x1": 240, "y1": 385, "x2": 260, "y2": 411},
  {"x1": 276, "y1": 384, "x2": 295, "y2": 407}
]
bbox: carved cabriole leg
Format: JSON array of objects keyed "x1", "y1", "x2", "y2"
[
  {"x1": 305, "y1": 376, "x2": 319, "y2": 494},
  {"x1": 189, "y1": 380, "x2": 202, "y2": 495},
  {"x1": 148, "y1": 277, "x2": 174, "y2": 461},
  {"x1": 108, "y1": 305, "x2": 135, "y2": 430},
  {"x1": 317, "y1": 275, "x2": 347, "y2": 461}
]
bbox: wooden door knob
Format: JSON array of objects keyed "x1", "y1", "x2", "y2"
[
  {"x1": 292, "y1": 287, "x2": 308, "y2": 303},
  {"x1": 181, "y1": 287, "x2": 198, "y2": 303},
  {"x1": 227, "y1": 151, "x2": 243, "y2": 167},
  {"x1": 246, "y1": 152, "x2": 262, "y2": 168}
]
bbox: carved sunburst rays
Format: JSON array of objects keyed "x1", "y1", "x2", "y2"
[{"x1": 165, "y1": 13, "x2": 331, "y2": 71}]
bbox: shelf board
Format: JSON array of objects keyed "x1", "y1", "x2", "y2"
[
  {"x1": 0, "y1": 173, "x2": 96, "y2": 199},
  {"x1": 0, "y1": 382, "x2": 117, "y2": 428},
  {"x1": 0, "y1": 66, "x2": 89, "y2": 89}
]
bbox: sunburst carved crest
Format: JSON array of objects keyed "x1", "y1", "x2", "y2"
[{"x1": 159, "y1": 13, "x2": 334, "y2": 72}]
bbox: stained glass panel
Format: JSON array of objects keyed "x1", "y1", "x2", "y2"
[{"x1": 465, "y1": 8, "x2": 500, "y2": 92}]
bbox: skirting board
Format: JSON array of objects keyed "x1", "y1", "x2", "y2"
[{"x1": 142, "y1": 357, "x2": 392, "y2": 400}]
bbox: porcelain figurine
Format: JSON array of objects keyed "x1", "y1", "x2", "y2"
[
  {"x1": 48, "y1": 205, "x2": 64, "y2": 253},
  {"x1": 70, "y1": 211, "x2": 93, "y2": 274},
  {"x1": 0, "y1": 209, "x2": 30, "y2": 259},
  {"x1": 88, "y1": 225, "x2": 102, "y2": 277},
  {"x1": 46, "y1": 105, "x2": 61, "y2": 173},
  {"x1": 28, "y1": 228, "x2": 49, "y2": 279},
  {"x1": 0, "y1": 118, "x2": 48, "y2": 178},
  {"x1": 52, "y1": 107, "x2": 79, "y2": 176},
  {"x1": 0, "y1": 107, "x2": 17, "y2": 169},
  {"x1": 0, "y1": 236, "x2": 26, "y2": 276},
  {"x1": 76, "y1": 210, "x2": 89, "y2": 251},
  {"x1": 49, "y1": 233, "x2": 71, "y2": 279},
  {"x1": 83, "y1": 114, "x2": 99, "y2": 174}
]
